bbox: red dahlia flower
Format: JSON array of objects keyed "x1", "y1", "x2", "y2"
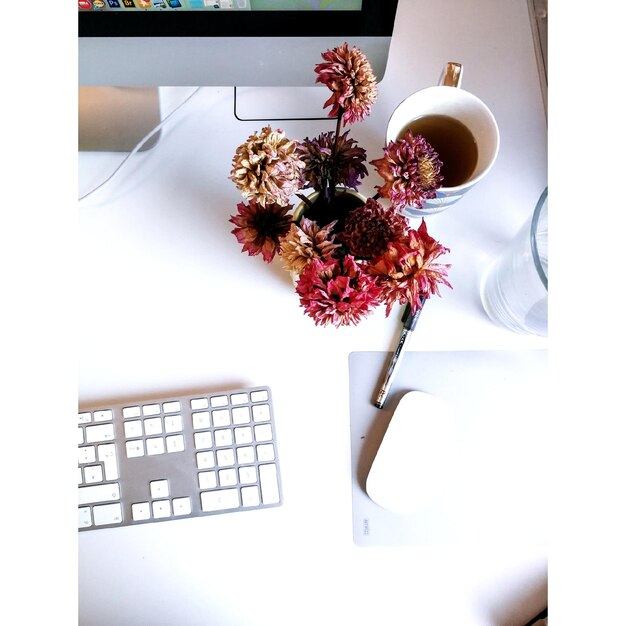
[{"x1": 296, "y1": 256, "x2": 381, "y2": 327}]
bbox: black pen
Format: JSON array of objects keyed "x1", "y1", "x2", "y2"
[{"x1": 374, "y1": 296, "x2": 426, "y2": 409}]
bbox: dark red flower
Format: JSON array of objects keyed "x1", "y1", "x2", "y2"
[
  {"x1": 340, "y1": 198, "x2": 408, "y2": 259},
  {"x1": 298, "y1": 131, "x2": 368, "y2": 192},
  {"x1": 229, "y1": 199, "x2": 292, "y2": 263}
]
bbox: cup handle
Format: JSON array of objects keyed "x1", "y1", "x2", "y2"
[{"x1": 441, "y1": 62, "x2": 463, "y2": 88}]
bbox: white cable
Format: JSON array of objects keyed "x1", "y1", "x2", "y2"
[{"x1": 78, "y1": 87, "x2": 202, "y2": 203}]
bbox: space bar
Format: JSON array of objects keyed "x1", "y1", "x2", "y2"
[{"x1": 78, "y1": 483, "x2": 120, "y2": 505}]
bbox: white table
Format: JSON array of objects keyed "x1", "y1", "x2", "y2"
[{"x1": 78, "y1": 1, "x2": 548, "y2": 623}]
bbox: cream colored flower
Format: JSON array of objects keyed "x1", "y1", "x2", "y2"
[
  {"x1": 279, "y1": 217, "x2": 341, "y2": 274},
  {"x1": 230, "y1": 126, "x2": 304, "y2": 206}
]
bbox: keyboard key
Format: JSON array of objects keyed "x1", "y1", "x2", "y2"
[
  {"x1": 98, "y1": 443, "x2": 119, "y2": 480},
  {"x1": 194, "y1": 431, "x2": 213, "y2": 449},
  {"x1": 192, "y1": 411, "x2": 211, "y2": 429},
  {"x1": 144, "y1": 417, "x2": 163, "y2": 435},
  {"x1": 238, "y1": 465, "x2": 257, "y2": 485},
  {"x1": 214, "y1": 429, "x2": 233, "y2": 447},
  {"x1": 85, "y1": 423, "x2": 115, "y2": 443},
  {"x1": 123, "y1": 406, "x2": 141, "y2": 419},
  {"x1": 232, "y1": 406, "x2": 251, "y2": 424},
  {"x1": 146, "y1": 437, "x2": 165, "y2": 455},
  {"x1": 196, "y1": 451, "x2": 215, "y2": 469},
  {"x1": 201, "y1": 488, "x2": 240, "y2": 511},
  {"x1": 152, "y1": 500, "x2": 171, "y2": 519},
  {"x1": 236, "y1": 446, "x2": 255, "y2": 464},
  {"x1": 259, "y1": 464, "x2": 280, "y2": 504},
  {"x1": 132, "y1": 502, "x2": 151, "y2": 521},
  {"x1": 163, "y1": 401, "x2": 181, "y2": 413},
  {"x1": 218, "y1": 468, "x2": 237, "y2": 487},
  {"x1": 216, "y1": 449, "x2": 235, "y2": 467},
  {"x1": 230, "y1": 393, "x2": 248, "y2": 405},
  {"x1": 173, "y1": 497, "x2": 192, "y2": 516},
  {"x1": 212, "y1": 409, "x2": 231, "y2": 427},
  {"x1": 198, "y1": 470, "x2": 217, "y2": 489},
  {"x1": 78, "y1": 412, "x2": 92, "y2": 424},
  {"x1": 78, "y1": 482, "x2": 120, "y2": 505},
  {"x1": 252, "y1": 404, "x2": 271, "y2": 422},
  {"x1": 164, "y1": 414, "x2": 183, "y2": 433},
  {"x1": 78, "y1": 428, "x2": 84, "y2": 445},
  {"x1": 124, "y1": 420, "x2": 143, "y2": 438},
  {"x1": 83, "y1": 465, "x2": 103, "y2": 484},
  {"x1": 166, "y1": 434, "x2": 185, "y2": 453},
  {"x1": 78, "y1": 445, "x2": 96, "y2": 464},
  {"x1": 126, "y1": 440, "x2": 145, "y2": 458},
  {"x1": 241, "y1": 485, "x2": 260, "y2": 507},
  {"x1": 143, "y1": 403, "x2": 160, "y2": 416},
  {"x1": 190, "y1": 398, "x2": 209, "y2": 410},
  {"x1": 256, "y1": 443, "x2": 275, "y2": 462},
  {"x1": 93, "y1": 502, "x2": 123, "y2": 526},
  {"x1": 250, "y1": 390, "x2": 269, "y2": 402},
  {"x1": 78, "y1": 506, "x2": 92, "y2": 528},
  {"x1": 93, "y1": 410, "x2": 113, "y2": 422},
  {"x1": 254, "y1": 424, "x2": 273, "y2": 442},
  {"x1": 234, "y1": 426, "x2": 253, "y2": 445},
  {"x1": 150, "y1": 479, "x2": 169, "y2": 498},
  {"x1": 210, "y1": 395, "x2": 228, "y2": 408}
]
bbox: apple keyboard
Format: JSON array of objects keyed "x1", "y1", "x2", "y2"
[{"x1": 78, "y1": 386, "x2": 282, "y2": 531}]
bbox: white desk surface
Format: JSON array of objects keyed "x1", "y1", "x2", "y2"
[{"x1": 78, "y1": 0, "x2": 548, "y2": 624}]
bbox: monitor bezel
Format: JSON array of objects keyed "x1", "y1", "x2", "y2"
[{"x1": 79, "y1": 1, "x2": 398, "y2": 38}]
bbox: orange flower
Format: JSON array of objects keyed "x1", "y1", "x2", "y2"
[{"x1": 368, "y1": 219, "x2": 452, "y2": 315}]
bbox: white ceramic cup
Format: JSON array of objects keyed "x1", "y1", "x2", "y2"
[{"x1": 386, "y1": 63, "x2": 500, "y2": 217}]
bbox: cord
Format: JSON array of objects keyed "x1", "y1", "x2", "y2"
[{"x1": 78, "y1": 87, "x2": 202, "y2": 203}]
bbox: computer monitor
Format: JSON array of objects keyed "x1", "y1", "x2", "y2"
[{"x1": 78, "y1": 0, "x2": 399, "y2": 151}]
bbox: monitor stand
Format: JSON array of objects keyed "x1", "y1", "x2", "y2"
[
  {"x1": 233, "y1": 86, "x2": 335, "y2": 123},
  {"x1": 78, "y1": 87, "x2": 162, "y2": 152}
]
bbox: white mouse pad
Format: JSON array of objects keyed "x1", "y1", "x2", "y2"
[{"x1": 349, "y1": 350, "x2": 548, "y2": 547}]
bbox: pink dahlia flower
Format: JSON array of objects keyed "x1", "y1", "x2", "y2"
[
  {"x1": 314, "y1": 43, "x2": 378, "y2": 126},
  {"x1": 229, "y1": 199, "x2": 292, "y2": 263},
  {"x1": 296, "y1": 256, "x2": 381, "y2": 327},
  {"x1": 371, "y1": 131, "x2": 443, "y2": 210},
  {"x1": 368, "y1": 219, "x2": 452, "y2": 315}
]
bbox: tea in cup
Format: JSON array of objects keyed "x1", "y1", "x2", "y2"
[{"x1": 386, "y1": 62, "x2": 500, "y2": 216}]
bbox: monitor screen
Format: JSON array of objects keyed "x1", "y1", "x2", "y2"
[
  {"x1": 78, "y1": 0, "x2": 398, "y2": 86},
  {"x1": 78, "y1": 1, "x2": 362, "y2": 11}
]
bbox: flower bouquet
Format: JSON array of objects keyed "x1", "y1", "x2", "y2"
[{"x1": 229, "y1": 43, "x2": 452, "y2": 328}]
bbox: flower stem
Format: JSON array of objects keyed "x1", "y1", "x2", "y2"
[{"x1": 329, "y1": 107, "x2": 344, "y2": 197}]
